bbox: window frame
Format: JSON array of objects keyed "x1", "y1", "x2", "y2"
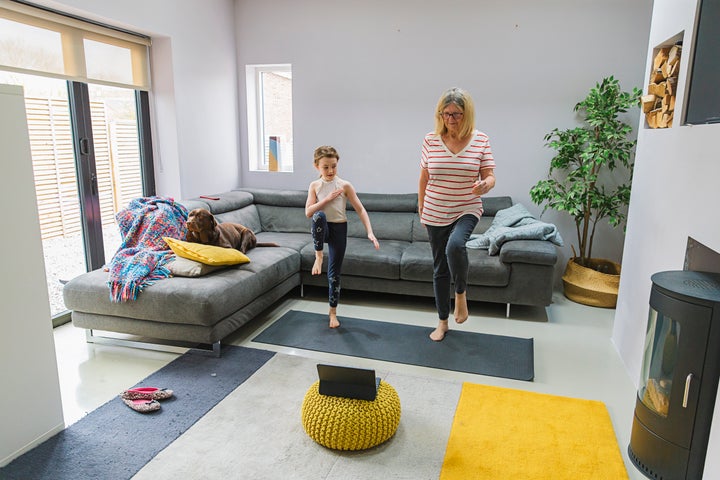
[{"x1": 245, "y1": 63, "x2": 292, "y2": 172}]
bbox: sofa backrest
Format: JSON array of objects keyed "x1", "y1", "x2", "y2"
[
  {"x1": 236, "y1": 188, "x2": 309, "y2": 234},
  {"x1": 232, "y1": 188, "x2": 513, "y2": 242},
  {"x1": 343, "y1": 192, "x2": 416, "y2": 241},
  {"x1": 180, "y1": 190, "x2": 263, "y2": 233},
  {"x1": 410, "y1": 195, "x2": 513, "y2": 242}
]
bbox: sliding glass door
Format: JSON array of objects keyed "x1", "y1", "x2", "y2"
[{"x1": 0, "y1": 71, "x2": 153, "y2": 319}]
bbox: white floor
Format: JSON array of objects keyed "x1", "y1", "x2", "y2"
[{"x1": 52, "y1": 287, "x2": 646, "y2": 479}]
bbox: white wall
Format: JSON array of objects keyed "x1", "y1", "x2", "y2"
[
  {"x1": 0, "y1": 84, "x2": 64, "y2": 466},
  {"x1": 27, "y1": 0, "x2": 654, "y2": 276},
  {"x1": 36, "y1": 0, "x2": 241, "y2": 200},
  {"x1": 613, "y1": 0, "x2": 720, "y2": 477},
  {"x1": 235, "y1": 0, "x2": 653, "y2": 273}
]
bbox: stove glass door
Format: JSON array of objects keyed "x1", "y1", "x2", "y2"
[{"x1": 638, "y1": 307, "x2": 680, "y2": 417}]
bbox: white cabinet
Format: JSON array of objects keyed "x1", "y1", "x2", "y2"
[{"x1": 0, "y1": 84, "x2": 64, "y2": 466}]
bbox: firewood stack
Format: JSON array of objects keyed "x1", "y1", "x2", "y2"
[{"x1": 643, "y1": 44, "x2": 681, "y2": 128}]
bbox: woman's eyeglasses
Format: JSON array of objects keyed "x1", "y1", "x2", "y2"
[{"x1": 440, "y1": 112, "x2": 464, "y2": 120}]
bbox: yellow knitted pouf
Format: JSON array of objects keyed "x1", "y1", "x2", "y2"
[{"x1": 301, "y1": 380, "x2": 401, "y2": 450}]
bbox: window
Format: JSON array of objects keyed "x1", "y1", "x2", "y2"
[
  {"x1": 246, "y1": 64, "x2": 293, "y2": 172},
  {"x1": 0, "y1": 1, "x2": 154, "y2": 322}
]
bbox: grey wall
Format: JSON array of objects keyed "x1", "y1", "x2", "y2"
[{"x1": 235, "y1": 0, "x2": 653, "y2": 273}]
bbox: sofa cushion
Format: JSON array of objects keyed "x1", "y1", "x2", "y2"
[
  {"x1": 347, "y1": 211, "x2": 413, "y2": 242},
  {"x1": 256, "y1": 205, "x2": 310, "y2": 233},
  {"x1": 409, "y1": 196, "x2": 513, "y2": 243},
  {"x1": 238, "y1": 188, "x2": 307, "y2": 208},
  {"x1": 64, "y1": 247, "x2": 300, "y2": 327},
  {"x1": 301, "y1": 239, "x2": 407, "y2": 280},
  {"x1": 411, "y1": 214, "x2": 496, "y2": 243},
  {"x1": 480, "y1": 196, "x2": 514, "y2": 216},
  {"x1": 214, "y1": 204, "x2": 263, "y2": 234},
  {"x1": 185, "y1": 191, "x2": 254, "y2": 214},
  {"x1": 498, "y1": 239, "x2": 558, "y2": 266},
  {"x1": 255, "y1": 231, "x2": 310, "y2": 252},
  {"x1": 178, "y1": 198, "x2": 210, "y2": 212},
  {"x1": 400, "y1": 242, "x2": 510, "y2": 286},
  {"x1": 352, "y1": 192, "x2": 417, "y2": 212},
  {"x1": 167, "y1": 256, "x2": 224, "y2": 277}
]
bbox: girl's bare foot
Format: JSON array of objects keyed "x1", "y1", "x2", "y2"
[
  {"x1": 329, "y1": 308, "x2": 340, "y2": 328},
  {"x1": 312, "y1": 252, "x2": 323, "y2": 275},
  {"x1": 430, "y1": 319, "x2": 449, "y2": 341},
  {"x1": 454, "y1": 292, "x2": 468, "y2": 324}
]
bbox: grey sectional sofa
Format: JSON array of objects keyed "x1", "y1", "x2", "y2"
[{"x1": 63, "y1": 188, "x2": 558, "y2": 354}]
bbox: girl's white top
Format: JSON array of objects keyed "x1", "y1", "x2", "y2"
[{"x1": 315, "y1": 176, "x2": 347, "y2": 223}]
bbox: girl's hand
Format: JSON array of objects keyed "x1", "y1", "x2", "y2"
[
  {"x1": 368, "y1": 234, "x2": 380, "y2": 250},
  {"x1": 320, "y1": 188, "x2": 343, "y2": 207}
]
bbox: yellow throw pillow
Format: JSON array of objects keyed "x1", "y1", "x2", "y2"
[{"x1": 163, "y1": 237, "x2": 250, "y2": 266}]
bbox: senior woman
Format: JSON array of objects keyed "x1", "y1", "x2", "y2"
[{"x1": 418, "y1": 87, "x2": 496, "y2": 341}]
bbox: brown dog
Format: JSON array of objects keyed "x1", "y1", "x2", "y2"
[{"x1": 185, "y1": 208, "x2": 277, "y2": 253}]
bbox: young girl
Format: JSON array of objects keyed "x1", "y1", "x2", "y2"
[{"x1": 305, "y1": 145, "x2": 380, "y2": 328}]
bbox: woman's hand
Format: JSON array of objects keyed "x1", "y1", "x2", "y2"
[
  {"x1": 472, "y1": 173, "x2": 495, "y2": 196},
  {"x1": 472, "y1": 179, "x2": 488, "y2": 195}
]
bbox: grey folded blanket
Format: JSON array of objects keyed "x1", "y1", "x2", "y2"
[{"x1": 467, "y1": 203, "x2": 564, "y2": 255}]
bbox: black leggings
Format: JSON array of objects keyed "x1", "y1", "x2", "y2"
[{"x1": 425, "y1": 214, "x2": 479, "y2": 320}]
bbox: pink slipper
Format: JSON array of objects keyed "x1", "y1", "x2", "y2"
[
  {"x1": 121, "y1": 387, "x2": 173, "y2": 401},
  {"x1": 121, "y1": 397, "x2": 161, "y2": 413}
]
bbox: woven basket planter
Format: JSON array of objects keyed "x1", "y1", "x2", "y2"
[{"x1": 562, "y1": 257, "x2": 621, "y2": 308}]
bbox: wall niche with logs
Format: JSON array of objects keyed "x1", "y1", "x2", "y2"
[{"x1": 643, "y1": 33, "x2": 683, "y2": 129}]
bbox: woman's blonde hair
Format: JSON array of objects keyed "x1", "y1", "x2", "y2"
[
  {"x1": 313, "y1": 145, "x2": 340, "y2": 165},
  {"x1": 434, "y1": 87, "x2": 476, "y2": 138}
]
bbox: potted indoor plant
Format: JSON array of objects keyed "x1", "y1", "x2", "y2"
[{"x1": 530, "y1": 76, "x2": 642, "y2": 307}]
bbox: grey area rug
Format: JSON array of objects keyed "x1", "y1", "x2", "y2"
[
  {"x1": 0, "y1": 346, "x2": 274, "y2": 480},
  {"x1": 253, "y1": 310, "x2": 534, "y2": 381},
  {"x1": 133, "y1": 353, "x2": 464, "y2": 480}
]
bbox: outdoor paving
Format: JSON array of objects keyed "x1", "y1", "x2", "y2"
[{"x1": 43, "y1": 230, "x2": 120, "y2": 317}]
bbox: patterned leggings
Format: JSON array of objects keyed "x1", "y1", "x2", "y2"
[{"x1": 311, "y1": 211, "x2": 347, "y2": 308}]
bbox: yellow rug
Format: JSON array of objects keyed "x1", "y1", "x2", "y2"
[{"x1": 440, "y1": 383, "x2": 629, "y2": 479}]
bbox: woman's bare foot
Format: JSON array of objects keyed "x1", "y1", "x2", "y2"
[
  {"x1": 430, "y1": 319, "x2": 449, "y2": 341},
  {"x1": 454, "y1": 292, "x2": 468, "y2": 324},
  {"x1": 312, "y1": 252, "x2": 323, "y2": 275},
  {"x1": 329, "y1": 308, "x2": 340, "y2": 328}
]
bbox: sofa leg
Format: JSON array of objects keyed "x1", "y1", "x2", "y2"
[
  {"x1": 84, "y1": 329, "x2": 221, "y2": 357},
  {"x1": 506, "y1": 303, "x2": 511, "y2": 318}
]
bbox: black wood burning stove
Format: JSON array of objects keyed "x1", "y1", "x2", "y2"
[{"x1": 629, "y1": 270, "x2": 720, "y2": 479}]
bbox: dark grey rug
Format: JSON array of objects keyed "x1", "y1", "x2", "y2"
[
  {"x1": 0, "y1": 345, "x2": 274, "y2": 480},
  {"x1": 253, "y1": 310, "x2": 534, "y2": 381}
]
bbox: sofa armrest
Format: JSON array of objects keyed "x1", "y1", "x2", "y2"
[{"x1": 498, "y1": 239, "x2": 558, "y2": 266}]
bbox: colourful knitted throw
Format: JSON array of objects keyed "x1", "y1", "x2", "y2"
[{"x1": 108, "y1": 196, "x2": 188, "y2": 302}]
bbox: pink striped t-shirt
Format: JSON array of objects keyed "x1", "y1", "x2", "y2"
[{"x1": 420, "y1": 130, "x2": 495, "y2": 226}]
